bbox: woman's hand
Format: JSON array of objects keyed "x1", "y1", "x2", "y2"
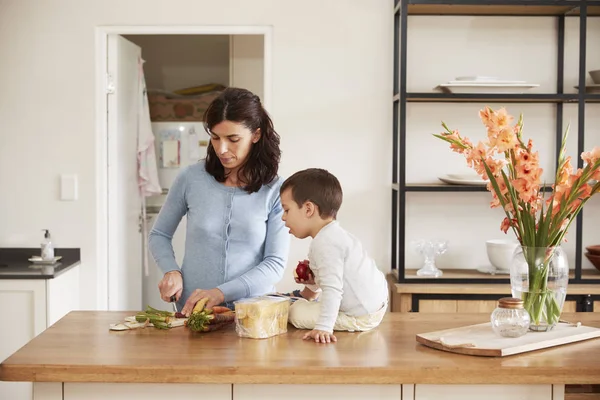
[
  {"x1": 181, "y1": 288, "x2": 225, "y2": 317},
  {"x1": 158, "y1": 270, "x2": 183, "y2": 302}
]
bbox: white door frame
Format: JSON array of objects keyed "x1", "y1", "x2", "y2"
[{"x1": 94, "y1": 25, "x2": 273, "y2": 310}]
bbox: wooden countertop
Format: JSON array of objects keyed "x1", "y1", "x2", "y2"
[{"x1": 1, "y1": 311, "x2": 600, "y2": 385}]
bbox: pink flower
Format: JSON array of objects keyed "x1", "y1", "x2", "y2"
[
  {"x1": 491, "y1": 107, "x2": 513, "y2": 130},
  {"x1": 465, "y1": 141, "x2": 489, "y2": 175},
  {"x1": 488, "y1": 178, "x2": 509, "y2": 209},
  {"x1": 500, "y1": 217, "x2": 518, "y2": 233},
  {"x1": 512, "y1": 175, "x2": 540, "y2": 204},
  {"x1": 581, "y1": 146, "x2": 600, "y2": 166},
  {"x1": 483, "y1": 157, "x2": 506, "y2": 178},
  {"x1": 493, "y1": 126, "x2": 520, "y2": 153},
  {"x1": 556, "y1": 156, "x2": 573, "y2": 186},
  {"x1": 569, "y1": 184, "x2": 594, "y2": 213},
  {"x1": 479, "y1": 107, "x2": 493, "y2": 128}
]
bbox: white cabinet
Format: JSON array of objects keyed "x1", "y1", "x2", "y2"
[
  {"x1": 406, "y1": 385, "x2": 559, "y2": 400},
  {"x1": 235, "y1": 385, "x2": 401, "y2": 400},
  {"x1": 0, "y1": 266, "x2": 80, "y2": 400},
  {"x1": 63, "y1": 383, "x2": 231, "y2": 400},
  {"x1": 34, "y1": 382, "x2": 565, "y2": 400}
]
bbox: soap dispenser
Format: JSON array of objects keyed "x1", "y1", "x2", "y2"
[{"x1": 41, "y1": 229, "x2": 54, "y2": 261}]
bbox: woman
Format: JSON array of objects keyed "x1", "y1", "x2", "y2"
[{"x1": 148, "y1": 87, "x2": 290, "y2": 316}]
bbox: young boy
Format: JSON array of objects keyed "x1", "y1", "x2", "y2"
[{"x1": 280, "y1": 168, "x2": 388, "y2": 344}]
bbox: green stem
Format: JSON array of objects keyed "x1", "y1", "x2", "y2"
[{"x1": 521, "y1": 247, "x2": 562, "y2": 328}]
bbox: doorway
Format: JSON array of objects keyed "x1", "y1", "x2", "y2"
[{"x1": 95, "y1": 26, "x2": 272, "y2": 311}]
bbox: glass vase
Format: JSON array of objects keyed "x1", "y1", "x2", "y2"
[{"x1": 510, "y1": 246, "x2": 569, "y2": 332}]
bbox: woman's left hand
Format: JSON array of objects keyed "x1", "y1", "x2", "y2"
[{"x1": 181, "y1": 288, "x2": 225, "y2": 317}]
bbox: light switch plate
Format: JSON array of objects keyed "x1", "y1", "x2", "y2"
[{"x1": 60, "y1": 174, "x2": 78, "y2": 201}]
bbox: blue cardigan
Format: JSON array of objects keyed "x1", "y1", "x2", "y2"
[{"x1": 148, "y1": 161, "x2": 290, "y2": 307}]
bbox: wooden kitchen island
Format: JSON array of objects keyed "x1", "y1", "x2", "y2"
[{"x1": 1, "y1": 311, "x2": 599, "y2": 400}]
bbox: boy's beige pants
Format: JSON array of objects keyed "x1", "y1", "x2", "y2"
[{"x1": 288, "y1": 299, "x2": 387, "y2": 332}]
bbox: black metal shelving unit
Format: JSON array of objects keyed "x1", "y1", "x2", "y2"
[{"x1": 392, "y1": 0, "x2": 600, "y2": 285}]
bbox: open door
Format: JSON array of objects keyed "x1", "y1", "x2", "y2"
[
  {"x1": 106, "y1": 35, "x2": 143, "y2": 311},
  {"x1": 230, "y1": 35, "x2": 264, "y2": 100}
]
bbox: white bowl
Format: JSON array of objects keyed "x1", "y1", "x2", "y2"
[
  {"x1": 589, "y1": 70, "x2": 600, "y2": 84},
  {"x1": 486, "y1": 239, "x2": 519, "y2": 272}
]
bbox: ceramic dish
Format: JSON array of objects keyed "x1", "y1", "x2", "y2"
[
  {"x1": 438, "y1": 174, "x2": 488, "y2": 186},
  {"x1": 448, "y1": 80, "x2": 526, "y2": 85},
  {"x1": 586, "y1": 245, "x2": 600, "y2": 256},
  {"x1": 584, "y1": 252, "x2": 600, "y2": 272},
  {"x1": 574, "y1": 84, "x2": 600, "y2": 93},
  {"x1": 589, "y1": 70, "x2": 600, "y2": 84},
  {"x1": 436, "y1": 83, "x2": 539, "y2": 94},
  {"x1": 28, "y1": 256, "x2": 62, "y2": 265}
]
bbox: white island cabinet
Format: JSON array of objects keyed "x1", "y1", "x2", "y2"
[{"x1": 0, "y1": 255, "x2": 80, "y2": 400}]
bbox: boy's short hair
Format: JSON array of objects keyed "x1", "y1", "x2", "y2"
[{"x1": 280, "y1": 168, "x2": 343, "y2": 219}]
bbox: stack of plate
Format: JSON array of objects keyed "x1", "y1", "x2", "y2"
[
  {"x1": 436, "y1": 76, "x2": 539, "y2": 94},
  {"x1": 438, "y1": 173, "x2": 487, "y2": 186}
]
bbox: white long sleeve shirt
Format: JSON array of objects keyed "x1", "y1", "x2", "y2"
[{"x1": 308, "y1": 221, "x2": 388, "y2": 332}]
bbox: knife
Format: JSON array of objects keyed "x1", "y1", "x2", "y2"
[{"x1": 170, "y1": 295, "x2": 178, "y2": 314}]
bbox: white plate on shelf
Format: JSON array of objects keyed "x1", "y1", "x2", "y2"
[
  {"x1": 436, "y1": 83, "x2": 539, "y2": 94},
  {"x1": 448, "y1": 80, "x2": 526, "y2": 85},
  {"x1": 454, "y1": 76, "x2": 500, "y2": 81},
  {"x1": 438, "y1": 174, "x2": 488, "y2": 186}
]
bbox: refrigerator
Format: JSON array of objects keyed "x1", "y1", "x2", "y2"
[{"x1": 142, "y1": 122, "x2": 208, "y2": 310}]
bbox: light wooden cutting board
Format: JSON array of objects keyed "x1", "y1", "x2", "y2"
[{"x1": 416, "y1": 322, "x2": 600, "y2": 357}]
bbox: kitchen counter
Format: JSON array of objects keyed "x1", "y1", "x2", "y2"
[
  {"x1": 2, "y1": 311, "x2": 598, "y2": 400},
  {"x1": 0, "y1": 248, "x2": 80, "y2": 279},
  {"x1": 2, "y1": 311, "x2": 600, "y2": 384}
]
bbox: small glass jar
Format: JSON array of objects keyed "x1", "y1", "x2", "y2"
[{"x1": 490, "y1": 297, "x2": 530, "y2": 338}]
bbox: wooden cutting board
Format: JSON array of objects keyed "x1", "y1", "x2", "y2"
[
  {"x1": 416, "y1": 321, "x2": 600, "y2": 357},
  {"x1": 109, "y1": 316, "x2": 187, "y2": 331}
]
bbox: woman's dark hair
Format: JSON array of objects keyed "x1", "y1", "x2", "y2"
[
  {"x1": 280, "y1": 168, "x2": 343, "y2": 219},
  {"x1": 203, "y1": 87, "x2": 281, "y2": 194}
]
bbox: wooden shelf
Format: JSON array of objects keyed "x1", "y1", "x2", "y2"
[
  {"x1": 390, "y1": 268, "x2": 600, "y2": 294},
  {"x1": 406, "y1": 93, "x2": 578, "y2": 103},
  {"x1": 406, "y1": 183, "x2": 488, "y2": 192},
  {"x1": 403, "y1": 267, "x2": 600, "y2": 281},
  {"x1": 586, "y1": 94, "x2": 600, "y2": 102},
  {"x1": 403, "y1": 183, "x2": 555, "y2": 192},
  {"x1": 399, "y1": 0, "x2": 600, "y2": 16}
]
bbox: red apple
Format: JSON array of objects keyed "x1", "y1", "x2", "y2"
[{"x1": 295, "y1": 260, "x2": 312, "y2": 281}]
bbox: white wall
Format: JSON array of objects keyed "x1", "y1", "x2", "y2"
[
  {"x1": 123, "y1": 34, "x2": 230, "y2": 91},
  {"x1": 1, "y1": 2, "x2": 598, "y2": 310},
  {"x1": 0, "y1": 0, "x2": 392, "y2": 309}
]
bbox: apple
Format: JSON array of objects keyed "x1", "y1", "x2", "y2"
[{"x1": 295, "y1": 260, "x2": 312, "y2": 281}]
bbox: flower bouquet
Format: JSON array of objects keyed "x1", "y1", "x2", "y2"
[{"x1": 434, "y1": 107, "x2": 600, "y2": 330}]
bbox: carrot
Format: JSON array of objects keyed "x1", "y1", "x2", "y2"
[
  {"x1": 208, "y1": 306, "x2": 232, "y2": 314},
  {"x1": 192, "y1": 297, "x2": 209, "y2": 314},
  {"x1": 201, "y1": 321, "x2": 232, "y2": 332},
  {"x1": 207, "y1": 311, "x2": 236, "y2": 324}
]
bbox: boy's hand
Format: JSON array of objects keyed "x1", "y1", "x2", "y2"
[
  {"x1": 294, "y1": 273, "x2": 315, "y2": 285},
  {"x1": 303, "y1": 329, "x2": 337, "y2": 343},
  {"x1": 294, "y1": 260, "x2": 315, "y2": 284}
]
